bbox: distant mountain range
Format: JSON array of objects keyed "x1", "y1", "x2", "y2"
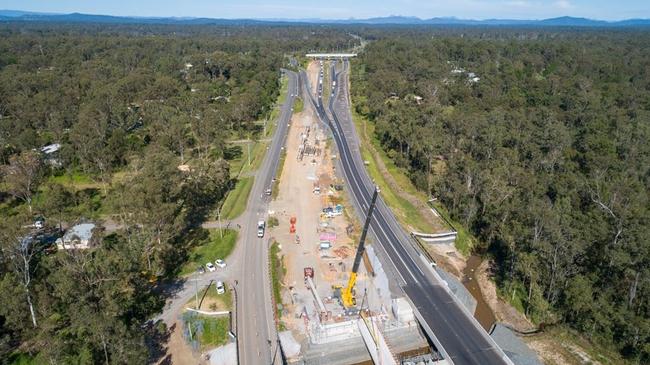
[{"x1": 1, "y1": 10, "x2": 649, "y2": 27}]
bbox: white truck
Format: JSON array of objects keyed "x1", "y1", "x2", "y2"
[{"x1": 257, "y1": 220, "x2": 265, "y2": 238}]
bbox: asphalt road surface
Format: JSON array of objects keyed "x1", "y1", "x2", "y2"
[
  {"x1": 237, "y1": 69, "x2": 299, "y2": 365},
  {"x1": 299, "y1": 60, "x2": 510, "y2": 365},
  {"x1": 153, "y1": 70, "x2": 298, "y2": 365}
]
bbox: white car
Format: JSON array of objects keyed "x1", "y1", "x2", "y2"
[
  {"x1": 215, "y1": 259, "x2": 226, "y2": 268},
  {"x1": 206, "y1": 262, "x2": 216, "y2": 272},
  {"x1": 216, "y1": 281, "x2": 225, "y2": 295}
]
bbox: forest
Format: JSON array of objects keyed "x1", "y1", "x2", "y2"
[
  {"x1": 0, "y1": 23, "x2": 356, "y2": 363},
  {"x1": 351, "y1": 29, "x2": 649, "y2": 362}
]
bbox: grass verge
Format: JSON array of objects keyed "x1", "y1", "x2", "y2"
[
  {"x1": 350, "y1": 110, "x2": 433, "y2": 233},
  {"x1": 189, "y1": 282, "x2": 233, "y2": 312},
  {"x1": 180, "y1": 229, "x2": 238, "y2": 276},
  {"x1": 294, "y1": 96, "x2": 304, "y2": 113},
  {"x1": 184, "y1": 313, "x2": 230, "y2": 350},
  {"x1": 228, "y1": 140, "x2": 267, "y2": 178},
  {"x1": 350, "y1": 108, "x2": 476, "y2": 255},
  {"x1": 269, "y1": 74, "x2": 289, "y2": 122},
  {"x1": 271, "y1": 149, "x2": 287, "y2": 199},
  {"x1": 269, "y1": 241, "x2": 286, "y2": 330},
  {"x1": 221, "y1": 177, "x2": 254, "y2": 220},
  {"x1": 322, "y1": 62, "x2": 331, "y2": 105},
  {"x1": 430, "y1": 202, "x2": 474, "y2": 256}
]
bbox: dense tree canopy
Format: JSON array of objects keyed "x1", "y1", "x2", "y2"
[
  {"x1": 0, "y1": 23, "x2": 359, "y2": 363},
  {"x1": 352, "y1": 30, "x2": 650, "y2": 362}
]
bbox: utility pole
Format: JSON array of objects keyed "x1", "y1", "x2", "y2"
[
  {"x1": 217, "y1": 207, "x2": 223, "y2": 239},
  {"x1": 194, "y1": 278, "x2": 199, "y2": 309},
  {"x1": 248, "y1": 140, "x2": 251, "y2": 166}
]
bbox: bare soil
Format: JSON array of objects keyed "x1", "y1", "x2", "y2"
[
  {"x1": 525, "y1": 330, "x2": 604, "y2": 365},
  {"x1": 476, "y1": 260, "x2": 536, "y2": 331},
  {"x1": 424, "y1": 242, "x2": 466, "y2": 277},
  {"x1": 194, "y1": 296, "x2": 229, "y2": 312},
  {"x1": 269, "y1": 61, "x2": 358, "y2": 337},
  {"x1": 307, "y1": 61, "x2": 319, "y2": 97},
  {"x1": 157, "y1": 320, "x2": 205, "y2": 365}
]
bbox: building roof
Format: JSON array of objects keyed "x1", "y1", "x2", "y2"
[
  {"x1": 40, "y1": 143, "x2": 61, "y2": 154},
  {"x1": 60, "y1": 223, "x2": 96, "y2": 243}
]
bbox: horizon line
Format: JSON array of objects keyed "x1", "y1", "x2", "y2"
[{"x1": 1, "y1": 9, "x2": 649, "y2": 23}]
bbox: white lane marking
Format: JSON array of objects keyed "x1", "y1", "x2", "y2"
[
  {"x1": 328, "y1": 69, "x2": 426, "y2": 281},
  {"x1": 328, "y1": 107, "x2": 417, "y2": 283}
]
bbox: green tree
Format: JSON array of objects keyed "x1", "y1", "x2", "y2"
[
  {"x1": 37, "y1": 182, "x2": 73, "y2": 233},
  {"x1": 2, "y1": 150, "x2": 43, "y2": 213}
]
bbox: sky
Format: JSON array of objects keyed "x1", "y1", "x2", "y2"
[{"x1": 1, "y1": 0, "x2": 648, "y2": 21}]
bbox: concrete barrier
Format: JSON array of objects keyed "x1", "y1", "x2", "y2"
[{"x1": 185, "y1": 308, "x2": 230, "y2": 316}]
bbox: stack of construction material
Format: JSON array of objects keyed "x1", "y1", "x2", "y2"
[{"x1": 333, "y1": 246, "x2": 352, "y2": 259}]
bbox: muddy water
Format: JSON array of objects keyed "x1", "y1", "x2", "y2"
[{"x1": 462, "y1": 255, "x2": 497, "y2": 331}]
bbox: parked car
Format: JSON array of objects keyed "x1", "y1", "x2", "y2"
[
  {"x1": 215, "y1": 259, "x2": 226, "y2": 268},
  {"x1": 197, "y1": 266, "x2": 206, "y2": 274},
  {"x1": 257, "y1": 220, "x2": 265, "y2": 238},
  {"x1": 216, "y1": 281, "x2": 225, "y2": 294},
  {"x1": 206, "y1": 262, "x2": 216, "y2": 272}
]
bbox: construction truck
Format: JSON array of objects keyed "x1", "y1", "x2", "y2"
[{"x1": 340, "y1": 186, "x2": 380, "y2": 308}]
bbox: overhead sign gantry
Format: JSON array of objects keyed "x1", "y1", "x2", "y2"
[{"x1": 306, "y1": 53, "x2": 357, "y2": 59}]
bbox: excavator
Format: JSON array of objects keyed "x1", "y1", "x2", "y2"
[{"x1": 340, "y1": 185, "x2": 380, "y2": 308}]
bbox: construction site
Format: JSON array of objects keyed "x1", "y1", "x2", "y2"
[{"x1": 265, "y1": 60, "x2": 443, "y2": 365}]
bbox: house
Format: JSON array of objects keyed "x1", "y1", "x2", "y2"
[
  {"x1": 39, "y1": 143, "x2": 62, "y2": 167},
  {"x1": 56, "y1": 223, "x2": 97, "y2": 250},
  {"x1": 40, "y1": 143, "x2": 61, "y2": 155}
]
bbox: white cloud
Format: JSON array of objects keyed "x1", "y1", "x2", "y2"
[
  {"x1": 554, "y1": 0, "x2": 573, "y2": 9},
  {"x1": 505, "y1": 1, "x2": 532, "y2": 7}
]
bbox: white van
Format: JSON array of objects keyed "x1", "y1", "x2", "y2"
[{"x1": 257, "y1": 220, "x2": 265, "y2": 238}]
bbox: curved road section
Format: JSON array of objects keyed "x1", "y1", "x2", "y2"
[
  {"x1": 238, "y1": 70, "x2": 298, "y2": 365},
  {"x1": 300, "y1": 61, "x2": 511, "y2": 365}
]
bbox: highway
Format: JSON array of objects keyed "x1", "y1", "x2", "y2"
[
  {"x1": 238, "y1": 69, "x2": 299, "y2": 365},
  {"x1": 300, "y1": 60, "x2": 510, "y2": 365}
]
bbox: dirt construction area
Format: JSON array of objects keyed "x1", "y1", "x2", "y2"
[{"x1": 266, "y1": 61, "x2": 388, "y2": 343}]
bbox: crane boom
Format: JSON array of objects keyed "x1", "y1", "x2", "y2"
[{"x1": 342, "y1": 185, "x2": 380, "y2": 308}]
